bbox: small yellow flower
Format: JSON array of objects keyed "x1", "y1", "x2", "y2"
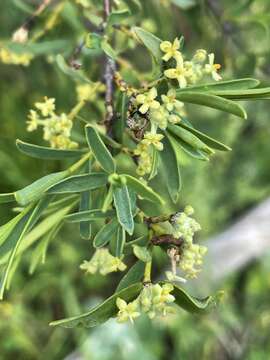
[
  {"x1": 164, "y1": 56, "x2": 191, "y2": 88},
  {"x1": 161, "y1": 89, "x2": 185, "y2": 113},
  {"x1": 204, "y1": 53, "x2": 222, "y2": 81},
  {"x1": 160, "y1": 38, "x2": 182, "y2": 62},
  {"x1": 136, "y1": 87, "x2": 160, "y2": 114},
  {"x1": 193, "y1": 49, "x2": 207, "y2": 63},
  {"x1": 150, "y1": 106, "x2": 168, "y2": 130},
  {"x1": 35, "y1": 97, "x2": 55, "y2": 116},
  {"x1": 26, "y1": 110, "x2": 39, "y2": 132},
  {"x1": 80, "y1": 248, "x2": 127, "y2": 276},
  {"x1": 0, "y1": 48, "x2": 33, "y2": 66},
  {"x1": 142, "y1": 132, "x2": 164, "y2": 151},
  {"x1": 116, "y1": 298, "x2": 141, "y2": 323}
]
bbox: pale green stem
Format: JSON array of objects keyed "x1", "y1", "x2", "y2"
[
  {"x1": 143, "y1": 260, "x2": 152, "y2": 283},
  {"x1": 68, "y1": 100, "x2": 86, "y2": 121},
  {"x1": 67, "y1": 152, "x2": 91, "y2": 175}
]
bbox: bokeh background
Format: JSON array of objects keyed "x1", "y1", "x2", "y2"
[{"x1": 0, "y1": 0, "x2": 270, "y2": 359}]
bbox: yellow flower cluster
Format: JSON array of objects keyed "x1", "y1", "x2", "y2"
[
  {"x1": 134, "y1": 132, "x2": 164, "y2": 176},
  {"x1": 116, "y1": 283, "x2": 175, "y2": 323},
  {"x1": 80, "y1": 248, "x2": 127, "y2": 276},
  {"x1": 160, "y1": 38, "x2": 222, "y2": 87},
  {"x1": 171, "y1": 206, "x2": 207, "y2": 279},
  {"x1": 0, "y1": 47, "x2": 33, "y2": 66},
  {"x1": 180, "y1": 242, "x2": 207, "y2": 279},
  {"x1": 76, "y1": 82, "x2": 105, "y2": 102},
  {"x1": 26, "y1": 97, "x2": 78, "y2": 149},
  {"x1": 135, "y1": 87, "x2": 185, "y2": 131}
]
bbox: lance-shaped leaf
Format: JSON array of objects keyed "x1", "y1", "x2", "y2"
[
  {"x1": 133, "y1": 245, "x2": 152, "y2": 263},
  {"x1": 0, "y1": 197, "x2": 50, "y2": 299},
  {"x1": 162, "y1": 282, "x2": 216, "y2": 314},
  {"x1": 122, "y1": 174, "x2": 164, "y2": 205},
  {"x1": 93, "y1": 218, "x2": 119, "y2": 248},
  {"x1": 110, "y1": 226, "x2": 126, "y2": 258},
  {"x1": 7, "y1": 40, "x2": 70, "y2": 56},
  {"x1": 160, "y1": 134, "x2": 181, "y2": 203},
  {"x1": 65, "y1": 209, "x2": 115, "y2": 223},
  {"x1": 133, "y1": 27, "x2": 162, "y2": 64},
  {"x1": 186, "y1": 78, "x2": 260, "y2": 92},
  {"x1": 16, "y1": 140, "x2": 87, "y2": 160},
  {"x1": 107, "y1": 9, "x2": 131, "y2": 27},
  {"x1": 116, "y1": 260, "x2": 145, "y2": 292},
  {"x1": 175, "y1": 91, "x2": 247, "y2": 119},
  {"x1": 207, "y1": 87, "x2": 270, "y2": 100},
  {"x1": 113, "y1": 185, "x2": 134, "y2": 235},
  {"x1": 167, "y1": 133, "x2": 209, "y2": 161},
  {"x1": 50, "y1": 283, "x2": 143, "y2": 328},
  {"x1": 0, "y1": 193, "x2": 15, "y2": 204},
  {"x1": 15, "y1": 171, "x2": 68, "y2": 206},
  {"x1": 177, "y1": 123, "x2": 231, "y2": 151},
  {"x1": 79, "y1": 160, "x2": 92, "y2": 240},
  {"x1": 47, "y1": 173, "x2": 108, "y2": 194},
  {"x1": 168, "y1": 124, "x2": 214, "y2": 155},
  {"x1": 85, "y1": 125, "x2": 116, "y2": 173}
]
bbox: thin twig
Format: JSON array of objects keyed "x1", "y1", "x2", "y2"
[{"x1": 103, "y1": 0, "x2": 117, "y2": 135}]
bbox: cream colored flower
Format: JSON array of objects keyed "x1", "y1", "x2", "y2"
[
  {"x1": 193, "y1": 49, "x2": 207, "y2": 63},
  {"x1": 35, "y1": 97, "x2": 55, "y2": 116},
  {"x1": 136, "y1": 87, "x2": 160, "y2": 114},
  {"x1": 142, "y1": 132, "x2": 164, "y2": 151},
  {"x1": 204, "y1": 53, "x2": 222, "y2": 81},
  {"x1": 26, "y1": 110, "x2": 39, "y2": 132},
  {"x1": 161, "y1": 89, "x2": 185, "y2": 113},
  {"x1": 160, "y1": 38, "x2": 182, "y2": 62},
  {"x1": 164, "y1": 56, "x2": 190, "y2": 88},
  {"x1": 116, "y1": 298, "x2": 141, "y2": 323},
  {"x1": 80, "y1": 248, "x2": 127, "y2": 276}
]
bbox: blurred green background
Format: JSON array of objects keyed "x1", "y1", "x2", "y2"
[{"x1": 0, "y1": 0, "x2": 270, "y2": 359}]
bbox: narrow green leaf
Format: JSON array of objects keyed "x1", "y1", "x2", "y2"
[
  {"x1": 0, "y1": 202, "x2": 76, "y2": 266},
  {"x1": 160, "y1": 134, "x2": 181, "y2": 203},
  {"x1": 133, "y1": 245, "x2": 152, "y2": 263},
  {"x1": 123, "y1": 174, "x2": 164, "y2": 205},
  {"x1": 107, "y1": 9, "x2": 131, "y2": 27},
  {"x1": 16, "y1": 140, "x2": 87, "y2": 160},
  {"x1": 101, "y1": 41, "x2": 117, "y2": 60},
  {"x1": 116, "y1": 261, "x2": 145, "y2": 292},
  {"x1": 50, "y1": 283, "x2": 143, "y2": 328},
  {"x1": 167, "y1": 133, "x2": 209, "y2": 161},
  {"x1": 175, "y1": 91, "x2": 247, "y2": 119},
  {"x1": 0, "y1": 197, "x2": 50, "y2": 299},
  {"x1": 113, "y1": 185, "x2": 134, "y2": 236},
  {"x1": 79, "y1": 160, "x2": 92, "y2": 240},
  {"x1": 7, "y1": 40, "x2": 70, "y2": 56},
  {"x1": 47, "y1": 173, "x2": 108, "y2": 194},
  {"x1": 125, "y1": 235, "x2": 148, "y2": 248},
  {"x1": 186, "y1": 78, "x2": 260, "y2": 92},
  {"x1": 110, "y1": 226, "x2": 126, "y2": 258},
  {"x1": 0, "y1": 193, "x2": 15, "y2": 204},
  {"x1": 65, "y1": 209, "x2": 115, "y2": 223},
  {"x1": 93, "y1": 219, "x2": 119, "y2": 248},
  {"x1": 133, "y1": 27, "x2": 162, "y2": 64},
  {"x1": 208, "y1": 87, "x2": 270, "y2": 100},
  {"x1": 177, "y1": 123, "x2": 231, "y2": 151},
  {"x1": 15, "y1": 171, "x2": 67, "y2": 206},
  {"x1": 168, "y1": 124, "x2": 214, "y2": 155},
  {"x1": 162, "y1": 282, "x2": 216, "y2": 314},
  {"x1": 29, "y1": 223, "x2": 61, "y2": 275},
  {"x1": 85, "y1": 125, "x2": 116, "y2": 173}
]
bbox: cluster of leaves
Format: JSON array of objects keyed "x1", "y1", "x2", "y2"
[{"x1": 0, "y1": 0, "x2": 270, "y2": 331}]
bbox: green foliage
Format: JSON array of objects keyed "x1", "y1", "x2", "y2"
[{"x1": 1, "y1": 0, "x2": 270, "y2": 358}]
